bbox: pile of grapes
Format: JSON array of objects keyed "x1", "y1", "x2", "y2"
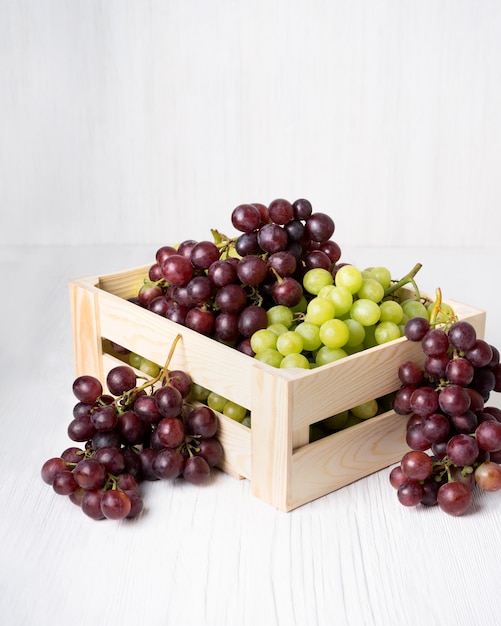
[
  {"x1": 41, "y1": 337, "x2": 223, "y2": 521},
  {"x1": 390, "y1": 316, "x2": 501, "y2": 516},
  {"x1": 131, "y1": 198, "x2": 425, "y2": 369}
]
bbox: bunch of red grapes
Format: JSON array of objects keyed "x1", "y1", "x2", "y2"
[
  {"x1": 391, "y1": 318, "x2": 501, "y2": 516},
  {"x1": 132, "y1": 198, "x2": 342, "y2": 354},
  {"x1": 41, "y1": 358, "x2": 223, "y2": 521}
]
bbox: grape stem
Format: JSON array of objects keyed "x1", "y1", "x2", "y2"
[{"x1": 383, "y1": 262, "x2": 422, "y2": 299}]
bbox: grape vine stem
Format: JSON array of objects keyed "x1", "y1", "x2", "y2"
[{"x1": 383, "y1": 262, "x2": 423, "y2": 299}]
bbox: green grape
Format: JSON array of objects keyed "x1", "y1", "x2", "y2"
[
  {"x1": 138, "y1": 358, "x2": 160, "y2": 378},
  {"x1": 366, "y1": 266, "x2": 392, "y2": 289},
  {"x1": 317, "y1": 285, "x2": 335, "y2": 299},
  {"x1": 280, "y1": 353, "x2": 311, "y2": 369},
  {"x1": 335, "y1": 265, "x2": 363, "y2": 294},
  {"x1": 379, "y1": 300, "x2": 403, "y2": 324},
  {"x1": 374, "y1": 321, "x2": 401, "y2": 344},
  {"x1": 426, "y1": 300, "x2": 454, "y2": 323},
  {"x1": 303, "y1": 268, "x2": 334, "y2": 295},
  {"x1": 207, "y1": 391, "x2": 228, "y2": 412},
  {"x1": 343, "y1": 318, "x2": 366, "y2": 347},
  {"x1": 250, "y1": 328, "x2": 277, "y2": 353},
  {"x1": 315, "y1": 346, "x2": 348, "y2": 366},
  {"x1": 344, "y1": 343, "x2": 365, "y2": 355},
  {"x1": 254, "y1": 348, "x2": 284, "y2": 367},
  {"x1": 223, "y1": 401, "x2": 248, "y2": 422},
  {"x1": 267, "y1": 323, "x2": 289, "y2": 337},
  {"x1": 319, "y1": 319, "x2": 350, "y2": 349},
  {"x1": 189, "y1": 383, "x2": 211, "y2": 401},
  {"x1": 357, "y1": 278, "x2": 384, "y2": 303},
  {"x1": 294, "y1": 321, "x2": 322, "y2": 351},
  {"x1": 323, "y1": 410, "x2": 349, "y2": 430},
  {"x1": 241, "y1": 416, "x2": 251, "y2": 428},
  {"x1": 401, "y1": 299, "x2": 429, "y2": 320},
  {"x1": 305, "y1": 297, "x2": 336, "y2": 326},
  {"x1": 351, "y1": 399, "x2": 379, "y2": 419},
  {"x1": 267, "y1": 305, "x2": 294, "y2": 328},
  {"x1": 362, "y1": 324, "x2": 378, "y2": 349},
  {"x1": 325, "y1": 285, "x2": 353, "y2": 317},
  {"x1": 129, "y1": 352, "x2": 142, "y2": 369},
  {"x1": 350, "y1": 299, "x2": 381, "y2": 326},
  {"x1": 276, "y1": 331, "x2": 304, "y2": 356},
  {"x1": 344, "y1": 413, "x2": 363, "y2": 427}
]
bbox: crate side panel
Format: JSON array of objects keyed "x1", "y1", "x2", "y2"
[
  {"x1": 97, "y1": 265, "x2": 151, "y2": 299},
  {"x1": 97, "y1": 291, "x2": 255, "y2": 408},
  {"x1": 289, "y1": 411, "x2": 408, "y2": 510}
]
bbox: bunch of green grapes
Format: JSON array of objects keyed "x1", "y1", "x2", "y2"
[{"x1": 250, "y1": 264, "x2": 430, "y2": 370}]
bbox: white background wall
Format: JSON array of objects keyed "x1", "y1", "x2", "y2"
[{"x1": 1, "y1": 0, "x2": 500, "y2": 249}]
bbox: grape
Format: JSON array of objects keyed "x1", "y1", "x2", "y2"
[
  {"x1": 215, "y1": 284, "x2": 248, "y2": 314},
  {"x1": 72, "y1": 375, "x2": 103, "y2": 404},
  {"x1": 393, "y1": 385, "x2": 416, "y2": 415},
  {"x1": 100, "y1": 490, "x2": 132, "y2": 520},
  {"x1": 183, "y1": 456, "x2": 211, "y2": 485},
  {"x1": 190, "y1": 240, "x2": 220, "y2": 270},
  {"x1": 303, "y1": 268, "x2": 333, "y2": 295},
  {"x1": 466, "y1": 340, "x2": 493, "y2": 368},
  {"x1": 185, "y1": 307, "x2": 216, "y2": 336},
  {"x1": 268, "y1": 198, "x2": 294, "y2": 225},
  {"x1": 197, "y1": 437, "x2": 224, "y2": 467},
  {"x1": 238, "y1": 305, "x2": 268, "y2": 337},
  {"x1": 267, "y1": 251, "x2": 297, "y2": 277},
  {"x1": 424, "y1": 354, "x2": 450, "y2": 379},
  {"x1": 90, "y1": 405, "x2": 118, "y2": 432},
  {"x1": 271, "y1": 277, "x2": 303, "y2": 307},
  {"x1": 276, "y1": 331, "x2": 304, "y2": 356},
  {"x1": 152, "y1": 448, "x2": 185, "y2": 480},
  {"x1": 350, "y1": 299, "x2": 381, "y2": 327},
  {"x1": 438, "y1": 384, "x2": 471, "y2": 417},
  {"x1": 68, "y1": 414, "x2": 97, "y2": 442},
  {"x1": 446, "y1": 434, "x2": 479, "y2": 466},
  {"x1": 148, "y1": 296, "x2": 170, "y2": 316},
  {"x1": 304, "y1": 250, "x2": 332, "y2": 271},
  {"x1": 420, "y1": 479, "x2": 441, "y2": 506},
  {"x1": 186, "y1": 406, "x2": 218, "y2": 438},
  {"x1": 445, "y1": 357, "x2": 474, "y2": 386},
  {"x1": 335, "y1": 265, "x2": 363, "y2": 294},
  {"x1": 257, "y1": 223, "x2": 288, "y2": 253},
  {"x1": 422, "y1": 413, "x2": 450, "y2": 443},
  {"x1": 410, "y1": 387, "x2": 440, "y2": 417},
  {"x1": 236, "y1": 255, "x2": 268, "y2": 286},
  {"x1": 235, "y1": 231, "x2": 261, "y2": 256},
  {"x1": 74, "y1": 458, "x2": 107, "y2": 490},
  {"x1": 306, "y1": 297, "x2": 335, "y2": 326},
  {"x1": 398, "y1": 361, "x2": 423, "y2": 386},
  {"x1": 379, "y1": 300, "x2": 403, "y2": 324},
  {"x1": 208, "y1": 259, "x2": 238, "y2": 287},
  {"x1": 305, "y1": 212, "x2": 335, "y2": 242},
  {"x1": 406, "y1": 423, "x2": 432, "y2": 451},
  {"x1": 284, "y1": 219, "x2": 305, "y2": 243},
  {"x1": 448, "y1": 320, "x2": 477, "y2": 352},
  {"x1": 389, "y1": 465, "x2": 407, "y2": 489},
  {"x1": 93, "y1": 446, "x2": 126, "y2": 475},
  {"x1": 319, "y1": 319, "x2": 350, "y2": 349},
  {"x1": 214, "y1": 311, "x2": 241, "y2": 343},
  {"x1": 404, "y1": 317, "x2": 430, "y2": 342},
  {"x1": 437, "y1": 482, "x2": 472, "y2": 516},
  {"x1": 397, "y1": 480, "x2": 425, "y2": 506},
  {"x1": 106, "y1": 366, "x2": 137, "y2": 396},
  {"x1": 115, "y1": 410, "x2": 145, "y2": 444},
  {"x1": 125, "y1": 490, "x2": 144, "y2": 518},
  {"x1": 475, "y1": 420, "x2": 501, "y2": 452},
  {"x1": 41, "y1": 457, "x2": 69, "y2": 485},
  {"x1": 450, "y1": 410, "x2": 477, "y2": 434},
  {"x1": 231, "y1": 203, "x2": 261, "y2": 233},
  {"x1": 138, "y1": 281, "x2": 164, "y2": 307},
  {"x1": 154, "y1": 385, "x2": 183, "y2": 418},
  {"x1": 161, "y1": 254, "x2": 193, "y2": 285},
  {"x1": 156, "y1": 417, "x2": 186, "y2": 448},
  {"x1": 474, "y1": 462, "x2": 501, "y2": 491},
  {"x1": 421, "y1": 329, "x2": 450, "y2": 357},
  {"x1": 186, "y1": 276, "x2": 214, "y2": 305},
  {"x1": 280, "y1": 353, "x2": 311, "y2": 369},
  {"x1": 400, "y1": 450, "x2": 433, "y2": 481},
  {"x1": 222, "y1": 401, "x2": 248, "y2": 422},
  {"x1": 81, "y1": 489, "x2": 106, "y2": 520},
  {"x1": 319, "y1": 240, "x2": 342, "y2": 264},
  {"x1": 134, "y1": 394, "x2": 161, "y2": 424},
  {"x1": 374, "y1": 321, "x2": 401, "y2": 345},
  {"x1": 292, "y1": 197, "x2": 312, "y2": 220}
]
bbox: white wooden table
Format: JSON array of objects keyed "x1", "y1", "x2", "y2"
[{"x1": 2, "y1": 244, "x2": 500, "y2": 626}]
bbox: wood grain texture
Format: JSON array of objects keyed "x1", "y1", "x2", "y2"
[{"x1": 1, "y1": 1, "x2": 500, "y2": 249}]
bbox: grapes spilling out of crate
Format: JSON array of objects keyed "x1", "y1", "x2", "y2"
[
  {"x1": 390, "y1": 315, "x2": 501, "y2": 516},
  {"x1": 41, "y1": 337, "x2": 224, "y2": 521},
  {"x1": 129, "y1": 198, "x2": 429, "y2": 369}
]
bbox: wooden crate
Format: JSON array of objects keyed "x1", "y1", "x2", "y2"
[{"x1": 69, "y1": 265, "x2": 486, "y2": 512}]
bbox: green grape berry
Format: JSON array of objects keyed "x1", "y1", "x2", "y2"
[
  {"x1": 356, "y1": 278, "x2": 385, "y2": 303},
  {"x1": 335, "y1": 265, "x2": 363, "y2": 294},
  {"x1": 315, "y1": 346, "x2": 348, "y2": 366},
  {"x1": 303, "y1": 268, "x2": 334, "y2": 295},
  {"x1": 280, "y1": 353, "x2": 311, "y2": 369},
  {"x1": 374, "y1": 321, "x2": 401, "y2": 344},
  {"x1": 305, "y1": 297, "x2": 336, "y2": 326},
  {"x1": 207, "y1": 391, "x2": 229, "y2": 412},
  {"x1": 319, "y1": 319, "x2": 350, "y2": 349},
  {"x1": 276, "y1": 331, "x2": 304, "y2": 356},
  {"x1": 267, "y1": 305, "x2": 294, "y2": 328},
  {"x1": 294, "y1": 322, "x2": 322, "y2": 352},
  {"x1": 401, "y1": 299, "x2": 429, "y2": 320},
  {"x1": 379, "y1": 300, "x2": 403, "y2": 324},
  {"x1": 350, "y1": 299, "x2": 381, "y2": 326},
  {"x1": 254, "y1": 348, "x2": 284, "y2": 367},
  {"x1": 343, "y1": 318, "x2": 366, "y2": 347},
  {"x1": 325, "y1": 285, "x2": 353, "y2": 317},
  {"x1": 250, "y1": 328, "x2": 278, "y2": 354},
  {"x1": 351, "y1": 399, "x2": 379, "y2": 419},
  {"x1": 223, "y1": 401, "x2": 248, "y2": 422}
]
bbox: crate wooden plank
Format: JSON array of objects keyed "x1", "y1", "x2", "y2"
[
  {"x1": 69, "y1": 281, "x2": 104, "y2": 379},
  {"x1": 289, "y1": 411, "x2": 408, "y2": 510}
]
